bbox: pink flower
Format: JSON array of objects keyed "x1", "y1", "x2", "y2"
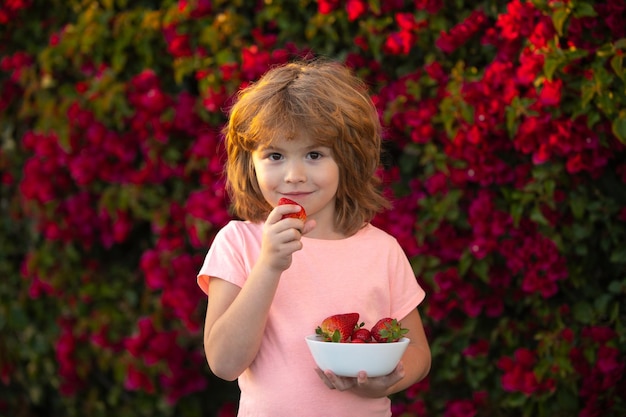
[
  {"x1": 424, "y1": 172, "x2": 448, "y2": 195},
  {"x1": 424, "y1": 61, "x2": 447, "y2": 83},
  {"x1": 130, "y1": 69, "x2": 159, "y2": 92},
  {"x1": 159, "y1": 351, "x2": 208, "y2": 403},
  {"x1": 444, "y1": 399, "x2": 477, "y2": 417},
  {"x1": 596, "y1": 346, "x2": 623, "y2": 374},
  {"x1": 54, "y1": 320, "x2": 86, "y2": 396},
  {"x1": 582, "y1": 326, "x2": 617, "y2": 344},
  {"x1": 124, "y1": 363, "x2": 155, "y2": 393},
  {"x1": 462, "y1": 339, "x2": 490, "y2": 358},
  {"x1": 124, "y1": 316, "x2": 156, "y2": 357}
]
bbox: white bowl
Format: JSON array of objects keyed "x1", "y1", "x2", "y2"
[{"x1": 305, "y1": 335, "x2": 410, "y2": 377}]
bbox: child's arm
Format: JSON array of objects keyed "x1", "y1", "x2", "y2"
[
  {"x1": 315, "y1": 308, "x2": 431, "y2": 398},
  {"x1": 202, "y1": 205, "x2": 314, "y2": 381},
  {"x1": 383, "y1": 308, "x2": 431, "y2": 394}
]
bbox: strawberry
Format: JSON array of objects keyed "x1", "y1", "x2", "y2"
[
  {"x1": 315, "y1": 313, "x2": 359, "y2": 343},
  {"x1": 351, "y1": 327, "x2": 372, "y2": 343},
  {"x1": 370, "y1": 317, "x2": 408, "y2": 343},
  {"x1": 278, "y1": 197, "x2": 306, "y2": 221}
]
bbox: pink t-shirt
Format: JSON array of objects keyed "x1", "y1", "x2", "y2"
[{"x1": 198, "y1": 221, "x2": 426, "y2": 417}]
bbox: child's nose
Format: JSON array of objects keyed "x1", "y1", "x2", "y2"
[{"x1": 285, "y1": 161, "x2": 306, "y2": 183}]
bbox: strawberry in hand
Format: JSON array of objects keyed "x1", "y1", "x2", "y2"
[
  {"x1": 315, "y1": 313, "x2": 360, "y2": 343},
  {"x1": 278, "y1": 197, "x2": 306, "y2": 221},
  {"x1": 370, "y1": 317, "x2": 408, "y2": 343}
]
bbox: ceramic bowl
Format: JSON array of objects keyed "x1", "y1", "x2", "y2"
[{"x1": 304, "y1": 335, "x2": 409, "y2": 377}]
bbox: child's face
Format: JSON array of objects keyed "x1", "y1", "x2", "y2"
[{"x1": 251, "y1": 133, "x2": 339, "y2": 230}]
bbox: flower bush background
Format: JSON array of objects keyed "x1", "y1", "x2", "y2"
[{"x1": 1, "y1": 0, "x2": 625, "y2": 416}]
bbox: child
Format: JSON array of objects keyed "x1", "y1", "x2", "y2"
[{"x1": 197, "y1": 59, "x2": 431, "y2": 417}]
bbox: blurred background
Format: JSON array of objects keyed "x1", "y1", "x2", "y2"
[{"x1": 1, "y1": 0, "x2": 625, "y2": 416}]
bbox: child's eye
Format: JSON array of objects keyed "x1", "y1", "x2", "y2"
[
  {"x1": 308, "y1": 151, "x2": 323, "y2": 160},
  {"x1": 267, "y1": 152, "x2": 283, "y2": 161}
]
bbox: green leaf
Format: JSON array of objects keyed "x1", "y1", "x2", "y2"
[
  {"x1": 611, "y1": 112, "x2": 626, "y2": 144},
  {"x1": 610, "y1": 54, "x2": 624, "y2": 81},
  {"x1": 458, "y1": 250, "x2": 472, "y2": 277},
  {"x1": 530, "y1": 205, "x2": 549, "y2": 226},
  {"x1": 610, "y1": 244, "x2": 626, "y2": 263},
  {"x1": 544, "y1": 54, "x2": 563, "y2": 82},
  {"x1": 569, "y1": 194, "x2": 586, "y2": 219},
  {"x1": 551, "y1": 8, "x2": 569, "y2": 37},
  {"x1": 594, "y1": 294, "x2": 612, "y2": 316},
  {"x1": 572, "y1": 301, "x2": 594, "y2": 324},
  {"x1": 572, "y1": 1, "x2": 597, "y2": 18},
  {"x1": 472, "y1": 259, "x2": 489, "y2": 282},
  {"x1": 616, "y1": 39, "x2": 626, "y2": 49},
  {"x1": 608, "y1": 280, "x2": 625, "y2": 294}
]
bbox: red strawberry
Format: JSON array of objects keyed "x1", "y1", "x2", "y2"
[
  {"x1": 315, "y1": 313, "x2": 359, "y2": 343},
  {"x1": 351, "y1": 328, "x2": 372, "y2": 343},
  {"x1": 370, "y1": 318, "x2": 408, "y2": 343},
  {"x1": 278, "y1": 197, "x2": 306, "y2": 221}
]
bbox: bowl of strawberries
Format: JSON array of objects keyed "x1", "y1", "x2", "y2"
[{"x1": 305, "y1": 313, "x2": 410, "y2": 377}]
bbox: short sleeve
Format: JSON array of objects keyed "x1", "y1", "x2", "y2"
[
  {"x1": 389, "y1": 237, "x2": 426, "y2": 320},
  {"x1": 197, "y1": 221, "x2": 259, "y2": 295}
]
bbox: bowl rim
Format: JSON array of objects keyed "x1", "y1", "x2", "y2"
[{"x1": 305, "y1": 334, "x2": 410, "y2": 345}]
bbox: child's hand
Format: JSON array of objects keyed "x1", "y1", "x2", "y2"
[
  {"x1": 314, "y1": 362, "x2": 406, "y2": 399},
  {"x1": 258, "y1": 205, "x2": 315, "y2": 273}
]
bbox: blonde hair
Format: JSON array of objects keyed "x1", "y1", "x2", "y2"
[{"x1": 223, "y1": 59, "x2": 390, "y2": 236}]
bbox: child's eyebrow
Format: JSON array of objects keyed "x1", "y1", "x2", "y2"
[
  {"x1": 257, "y1": 144, "x2": 282, "y2": 152},
  {"x1": 258, "y1": 143, "x2": 328, "y2": 152}
]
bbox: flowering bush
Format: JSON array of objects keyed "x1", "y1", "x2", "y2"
[{"x1": 1, "y1": 0, "x2": 625, "y2": 416}]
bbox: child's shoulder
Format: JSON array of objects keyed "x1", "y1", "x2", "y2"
[
  {"x1": 215, "y1": 219, "x2": 263, "y2": 240},
  {"x1": 358, "y1": 223, "x2": 399, "y2": 245}
]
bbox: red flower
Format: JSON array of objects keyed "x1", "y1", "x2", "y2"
[
  {"x1": 383, "y1": 31, "x2": 415, "y2": 56},
  {"x1": 163, "y1": 24, "x2": 193, "y2": 58},
  {"x1": 413, "y1": 0, "x2": 442, "y2": 14},
  {"x1": 179, "y1": 0, "x2": 212, "y2": 19},
  {"x1": 317, "y1": 0, "x2": 340, "y2": 14},
  {"x1": 436, "y1": 9, "x2": 488, "y2": 53},
  {"x1": 241, "y1": 45, "x2": 271, "y2": 80},
  {"x1": 496, "y1": 0, "x2": 537, "y2": 41},
  {"x1": 497, "y1": 348, "x2": 552, "y2": 395},
  {"x1": 346, "y1": 0, "x2": 367, "y2": 21},
  {"x1": 529, "y1": 15, "x2": 555, "y2": 49},
  {"x1": 539, "y1": 78, "x2": 562, "y2": 107},
  {"x1": 217, "y1": 403, "x2": 238, "y2": 417},
  {"x1": 516, "y1": 47, "x2": 544, "y2": 85}
]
